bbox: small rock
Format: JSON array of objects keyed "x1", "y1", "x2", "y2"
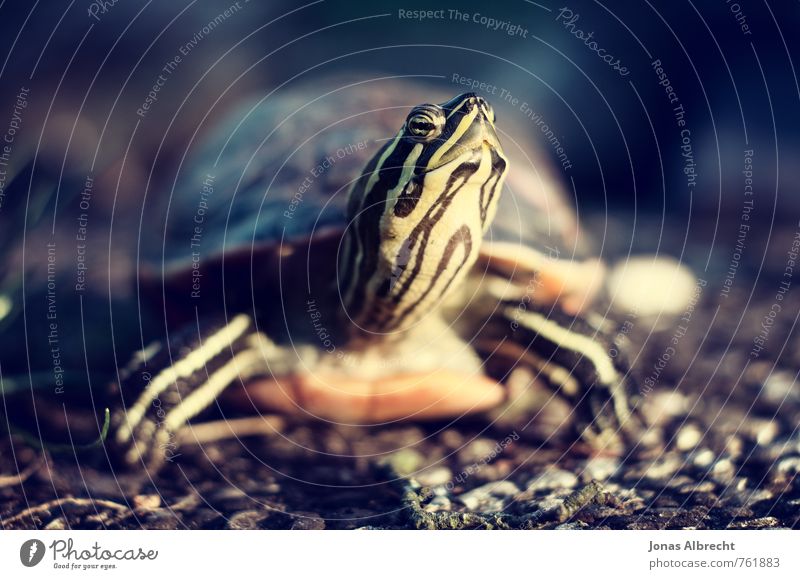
[
  {"x1": 711, "y1": 458, "x2": 736, "y2": 483},
  {"x1": 724, "y1": 435, "x2": 744, "y2": 458},
  {"x1": 663, "y1": 475, "x2": 695, "y2": 489},
  {"x1": 45, "y1": 518, "x2": 67, "y2": 530},
  {"x1": 676, "y1": 424, "x2": 703, "y2": 451},
  {"x1": 440, "y1": 430, "x2": 465, "y2": 450},
  {"x1": 382, "y1": 449, "x2": 424, "y2": 477},
  {"x1": 756, "y1": 423, "x2": 779, "y2": 445},
  {"x1": 643, "y1": 456, "x2": 683, "y2": 480},
  {"x1": 727, "y1": 516, "x2": 780, "y2": 529},
  {"x1": 642, "y1": 391, "x2": 689, "y2": 424},
  {"x1": 291, "y1": 512, "x2": 325, "y2": 530},
  {"x1": 211, "y1": 487, "x2": 248, "y2": 501},
  {"x1": 555, "y1": 521, "x2": 588, "y2": 530},
  {"x1": 678, "y1": 481, "x2": 716, "y2": 493},
  {"x1": 776, "y1": 456, "x2": 800, "y2": 476},
  {"x1": 762, "y1": 370, "x2": 799, "y2": 405},
  {"x1": 457, "y1": 480, "x2": 520, "y2": 512},
  {"x1": 430, "y1": 485, "x2": 449, "y2": 497},
  {"x1": 263, "y1": 482, "x2": 281, "y2": 494},
  {"x1": 226, "y1": 510, "x2": 269, "y2": 530},
  {"x1": 424, "y1": 496, "x2": 452, "y2": 513},
  {"x1": 133, "y1": 494, "x2": 161, "y2": 510},
  {"x1": 581, "y1": 457, "x2": 619, "y2": 481},
  {"x1": 416, "y1": 466, "x2": 452, "y2": 487},
  {"x1": 458, "y1": 438, "x2": 498, "y2": 465},
  {"x1": 526, "y1": 469, "x2": 578, "y2": 492},
  {"x1": 740, "y1": 419, "x2": 780, "y2": 445},
  {"x1": 690, "y1": 448, "x2": 716, "y2": 468},
  {"x1": 639, "y1": 427, "x2": 664, "y2": 448}
]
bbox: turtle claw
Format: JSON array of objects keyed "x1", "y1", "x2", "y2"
[
  {"x1": 107, "y1": 314, "x2": 266, "y2": 471},
  {"x1": 480, "y1": 301, "x2": 646, "y2": 452},
  {"x1": 566, "y1": 375, "x2": 646, "y2": 453}
]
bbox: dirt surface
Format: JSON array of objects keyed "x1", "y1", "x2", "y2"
[{"x1": 2, "y1": 219, "x2": 799, "y2": 530}]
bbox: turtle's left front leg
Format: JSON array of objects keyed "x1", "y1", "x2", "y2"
[
  {"x1": 464, "y1": 244, "x2": 646, "y2": 451},
  {"x1": 489, "y1": 301, "x2": 646, "y2": 451},
  {"x1": 475, "y1": 292, "x2": 644, "y2": 452}
]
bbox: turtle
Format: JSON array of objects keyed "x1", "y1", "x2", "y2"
[{"x1": 87, "y1": 78, "x2": 651, "y2": 470}]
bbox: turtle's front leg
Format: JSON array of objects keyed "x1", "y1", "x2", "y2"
[
  {"x1": 479, "y1": 301, "x2": 646, "y2": 452},
  {"x1": 108, "y1": 314, "x2": 270, "y2": 470}
]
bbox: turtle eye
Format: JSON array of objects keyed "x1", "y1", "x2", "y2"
[{"x1": 406, "y1": 107, "x2": 444, "y2": 142}]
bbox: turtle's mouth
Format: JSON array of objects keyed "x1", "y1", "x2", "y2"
[
  {"x1": 425, "y1": 140, "x2": 501, "y2": 174},
  {"x1": 426, "y1": 123, "x2": 502, "y2": 171}
]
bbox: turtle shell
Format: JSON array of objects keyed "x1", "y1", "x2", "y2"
[{"x1": 148, "y1": 78, "x2": 583, "y2": 330}]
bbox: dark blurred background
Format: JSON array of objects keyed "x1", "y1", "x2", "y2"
[
  {"x1": 1, "y1": 0, "x2": 798, "y2": 211},
  {"x1": 0, "y1": 0, "x2": 798, "y2": 395}
]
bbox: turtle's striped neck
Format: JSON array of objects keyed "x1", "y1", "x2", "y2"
[{"x1": 338, "y1": 93, "x2": 508, "y2": 343}]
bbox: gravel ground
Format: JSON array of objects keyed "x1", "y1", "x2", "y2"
[{"x1": 2, "y1": 218, "x2": 799, "y2": 530}]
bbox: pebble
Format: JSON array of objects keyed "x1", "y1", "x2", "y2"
[
  {"x1": 457, "y1": 481, "x2": 520, "y2": 512},
  {"x1": 526, "y1": 469, "x2": 578, "y2": 492},
  {"x1": 727, "y1": 516, "x2": 780, "y2": 529},
  {"x1": 555, "y1": 521, "x2": 588, "y2": 530},
  {"x1": 439, "y1": 430, "x2": 465, "y2": 450},
  {"x1": 643, "y1": 456, "x2": 683, "y2": 480},
  {"x1": 676, "y1": 424, "x2": 703, "y2": 451},
  {"x1": 431, "y1": 485, "x2": 449, "y2": 497},
  {"x1": 606, "y1": 257, "x2": 697, "y2": 317},
  {"x1": 642, "y1": 391, "x2": 690, "y2": 425},
  {"x1": 424, "y1": 496, "x2": 452, "y2": 513},
  {"x1": 690, "y1": 448, "x2": 716, "y2": 468},
  {"x1": 639, "y1": 427, "x2": 663, "y2": 448},
  {"x1": 711, "y1": 458, "x2": 736, "y2": 483},
  {"x1": 416, "y1": 466, "x2": 452, "y2": 487},
  {"x1": 212, "y1": 487, "x2": 249, "y2": 501},
  {"x1": 733, "y1": 477, "x2": 749, "y2": 492},
  {"x1": 663, "y1": 475, "x2": 695, "y2": 489},
  {"x1": 263, "y1": 482, "x2": 281, "y2": 494},
  {"x1": 678, "y1": 481, "x2": 716, "y2": 494},
  {"x1": 533, "y1": 496, "x2": 565, "y2": 515},
  {"x1": 133, "y1": 494, "x2": 162, "y2": 510},
  {"x1": 745, "y1": 419, "x2": 780, "y2": 446},
  {"x1": 724, "y1": 435, "x2": 744, "y2": 458},
  {"x1": 44, "y1": 518, "x2": 67, "y2": 530},
  {"x1": 457, "y1": 438, "x2": 499, "y2": 465},
  {"x1": 762, "y1": 370, "x2": 799, "y2": 404},
  {"x1": 581, "y1": 457, "x2": 619, "y2": 481},
  {"x1": 226, "y1": 510, "x2": 269, "y2": 530},
  {"x1": 776, "y1": 457, "x2": 800, "y2": 477},
  {"x1": 382, "y1": 449, "x2": 424, "y2": 477},
  {"x1": 290, "y1": 512, "x2": 325, "y2": 530}
]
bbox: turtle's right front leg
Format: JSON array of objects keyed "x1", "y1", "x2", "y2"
[{"x1": 108, "y1": 314, "x2": 270, "y2": 471}]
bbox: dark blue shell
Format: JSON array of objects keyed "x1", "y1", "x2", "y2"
[{"x1": 156, "y1": 78, "x2": 581, "y2": 268}]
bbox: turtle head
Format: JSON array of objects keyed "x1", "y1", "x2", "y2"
[{"x1": 340, "y1": 92, "x2": 509, "y2": 338}]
